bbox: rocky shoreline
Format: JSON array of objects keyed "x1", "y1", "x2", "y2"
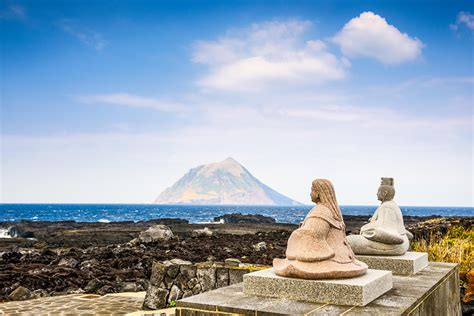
[{"x1": 1, "y1": 215, "x2": 472, "y2": 303}]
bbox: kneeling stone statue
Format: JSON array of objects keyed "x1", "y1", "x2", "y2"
[
  {"x1": 273, "y1": 179, "x2": 367, "y2": 279},
  {"x1": 347, "y1": 178, "x2": 413, "y2": 255}
]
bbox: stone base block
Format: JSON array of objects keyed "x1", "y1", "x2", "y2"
[
  {"x1": 177, "y1": 262, "x2": 459, "y2": 315},
  {"x1": 242, "y1": 268, "x2": 392, "y2": 306},
  {"x1": 355, "y1": 251, "x2": 428, "y2": 275}
]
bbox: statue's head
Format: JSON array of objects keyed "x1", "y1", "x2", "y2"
[
  {"x1": 311, "y1": 179, "x2": 343, "y2": 220},
  {"x1": 377, "y1": 177, "x2": 395, "y2": 202}
]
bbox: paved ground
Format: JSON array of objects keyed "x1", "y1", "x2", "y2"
[{"x1": 0, "y1": 292, "x2": 175, "y2": 316}]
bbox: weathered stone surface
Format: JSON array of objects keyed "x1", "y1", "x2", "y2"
[
  {"x1": 138, "y1": 225, "x2": 173, "y2": 243},
  {"x1": 187, "y1": 278, "x2": 198, "y2": 289},
  {"x1": 216, "y1": 268, "x2": 229, "y2": 288},
  {"x1": 163, "y1": 275, "x2": 174, "y2": 289},
  {"x1": 229, "y1": 268, "x2": 248, "y2": 285},
  {"x1": 348, "y1": 177, "x2": 413, "y2": 256},
  {"x1": 176, "y1": 273, "x2": 189, "y2": 290},
  {"x1": 191, "y1": 227, "x2": 213, "y2": 237},
  {"x1": 120, "y1": 282, "x2": 140, "y2": 292},
  {"x1": 58, "y1": 257, "x2": 79, "y2": 268},
  {"x1": 142, "y1": 286, "x2": 168, "y2": 309},
  {"x1": 84, "y1": 279, "x2": 104, "y2": 293},
  {"x1": 243, "y1": 268, "x2": 392, "y2": 306},
  {"x1": 66, "y1": 288, "x2": 85, "y2": 294},
  {"x1": 8, "y1": 286, "x2": 32, "y2": 301},
  {"x1": 149, "y1": 262, "x2": 167, "y2": 286},
  {"x1": 197, "y1": 267, "x2": 216, "y2": 292},
  {"x1": 182, "y1": 290, "x2": 193, "y2": 298},
  {"x1": 192, "y1": 283, "x2": 202, "y2": 295},
  {"x1": 31, "y1": 289, "x2": 49, "y2": 298},
  {"x1": 143, "y1": 260, "x2": 267, "y2": 308},
  {"x1": 177, "y1": 263, "x2": 459, "y2": 315},
  {"x1": 179, "y1": 263, "x2": 196, "y2": 280},
  {"x1": 356, "y1": 251, "x2": 428, "y2": 275},
  {"x1": 224, "y1": 258, "x2": 241, "y2": 267},
  {"x1": 165, "y1": 262, "x2": 180, "y2": 279},
  {"x1": 168, "y1": 284, "x2": 182, "y2": 303},
  {"x1": 170, "y1": 258, "x2": 192, "y2": 265},
  {"x1": 252, "y1": 241, "x2": 267, "y2": 251},
  {"x1": 274, "y1": 179, "x2": 367, "y2": 279}
]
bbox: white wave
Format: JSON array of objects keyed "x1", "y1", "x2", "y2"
[
  {"x1": 194, "y1": 218, "x2": 224, "y2": 224},
  {"x1": 0, "y1": 227, "x2": 15, "y2": 238}
]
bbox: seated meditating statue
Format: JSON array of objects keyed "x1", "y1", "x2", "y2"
[
  {"x1": 347, "y1": 178, "x2": 413, "y2": 255},
  {"x1": 273, "y1": 179, "x2": 367, "y2": 279}
]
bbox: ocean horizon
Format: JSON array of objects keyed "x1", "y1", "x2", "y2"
[{"x1": 0, "y1": 204, "x2": 472, "y2": 224}]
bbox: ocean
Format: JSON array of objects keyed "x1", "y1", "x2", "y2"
[{"x1": 0, "y1": 204, "x2": 472, "y2": 224}]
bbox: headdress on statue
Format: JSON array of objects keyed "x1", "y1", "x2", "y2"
[
  {"x1": 381, "y1": 177, "x2": 394, "y2": 186},
  {"x1": 378, "y1": 177, "x2": 395, "y2": 201}
]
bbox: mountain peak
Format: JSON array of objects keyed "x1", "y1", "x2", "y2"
[
  {"x1": 221, "y1": 157, "x2": 239, "y2": 164},
  {"x1": 154, "y1": 158, "x2": 301, "y2": 205}
]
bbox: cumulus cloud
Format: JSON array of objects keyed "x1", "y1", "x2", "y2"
[
  {"x1": 332, "y1": 11, "x2": 423, "y2": 64},
  {"x1": 57, "y1": 19, "x2": 106, "y2": 51},
  {"x1": 192, "y1": 20, "x2": 349, "y2": 91},
  {"x1": 450, "y1": 11, "x2": 474, "y2": 31},
  {"x1": 78, "y1": 93, "x2": 187, "y2": 113}
]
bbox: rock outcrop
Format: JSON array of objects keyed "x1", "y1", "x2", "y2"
[
  {"x1": 138, "y1": 225, "x2": 174, "y2": 243},
  {"x1": 214, "y1": 213, "x2": 276, "y2": 224}
]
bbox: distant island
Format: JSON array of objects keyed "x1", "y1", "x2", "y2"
[{"x1": 154, "y1": 157, "x2": 301, "y2": 205}]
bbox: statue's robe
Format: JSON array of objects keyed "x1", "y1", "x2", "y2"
[
  {"x1": 348, "y1": 200, "x2": 412, "y2": 255},
  {"x1": 273, "y1": 204, "x2": 367, "y2": 279}
]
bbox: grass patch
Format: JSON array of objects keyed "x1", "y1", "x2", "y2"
[{"x1": 411, "y1": 225, "x2": 473, "y2": 302}]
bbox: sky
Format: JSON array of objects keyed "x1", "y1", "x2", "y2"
[{"x1": 1, "y1": 0, "x2": 473, "y2": 206}]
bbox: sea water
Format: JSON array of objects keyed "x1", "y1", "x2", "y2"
[{"x1": 0, "y1": 204, "x2": 472, "y2": 224}]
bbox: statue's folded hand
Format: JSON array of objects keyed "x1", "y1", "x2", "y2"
[{"x1": 361, "y1": 227, "x2": 404, "y2": 245}]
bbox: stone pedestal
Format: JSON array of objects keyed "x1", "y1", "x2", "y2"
[
  {"x1": 355, "y1": 251, "x2": 428, "y2": 275},
  {"x1": 176, "y1": 262, "x2": 459, "y2": 315},
  {"x1": 242, "y1": 268, "x2": 391, "y2": 306}
]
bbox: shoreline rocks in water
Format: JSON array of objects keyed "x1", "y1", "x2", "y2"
[
  {"x1": 0, "y1": 215, "x2": 472, "y2": 304},
  {"x1": 213, "y1": 213, "x2": 276, "y2": 224}
]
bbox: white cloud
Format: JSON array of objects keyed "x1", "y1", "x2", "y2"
[
  {"x1": 57, "y1": 19, "x2": 106, "y2": 51},
  {"x1": 78, "y1": 93, "x2": 188, "y2": 113},
  {"x1": 192, "y1": 20, "x2": 348, "y2": 91},
  {"x1": 2, "y1": 97, "x2": 471, "y2": 205},
  {"x1": 450, "y1": 11, "x2": 474, "y2": 31},
  {"x1": 332, "y1": 11, "x2": 423, "y2": 64},
  {"x1": 0, "y1": 4, "x2": 26, "y2": 20}
]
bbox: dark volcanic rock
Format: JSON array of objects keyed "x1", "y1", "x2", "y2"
[
  {"x1": 214, "y1": 213, "x2": 276, "y2": 224},
  {"x1": 151, "y1": 218, "x2": 189, "y2": 225},
  {"x1": 0, "y1": 215, "x2": 471, "y2": 303},
  {"x1": 8, "y1": 286, "x2": 32, "y2": 301}
]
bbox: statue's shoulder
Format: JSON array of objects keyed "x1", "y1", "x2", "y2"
[
  {"x1": 306, "y1": 205, "x2": 343, "y2": 229},
  {"x1": 380, "y1": 200, "x2": 402, "y2": 212}
]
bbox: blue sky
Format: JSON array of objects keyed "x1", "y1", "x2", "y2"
[{"x1": 1, "y1": 0, "x2": 473, "y2": 205}]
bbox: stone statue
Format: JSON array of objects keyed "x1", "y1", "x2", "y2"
[
  {"x1": 273, "y1": 179, "x2": 368, "y2": 279},
  {"x1": 347, "y1": 178, "x2": 413, "y2": 255}
]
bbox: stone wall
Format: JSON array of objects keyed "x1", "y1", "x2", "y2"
[
  {"x1": 408, "y1": 264, "x2": 460, "y2": 316},
  {"x1": 143, "y1": 259, "x2": 267, "y2": 309}
]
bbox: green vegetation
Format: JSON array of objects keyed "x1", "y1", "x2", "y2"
[
  {"x1": 231, "y1": 264, "x2": 271, "y2": 272},
  {"x1": 411, "y1": 225, "x2": 473, "y2": 274},
  {"x1": 411, "y1": 225, "x2": 473, "y2": 302}
]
